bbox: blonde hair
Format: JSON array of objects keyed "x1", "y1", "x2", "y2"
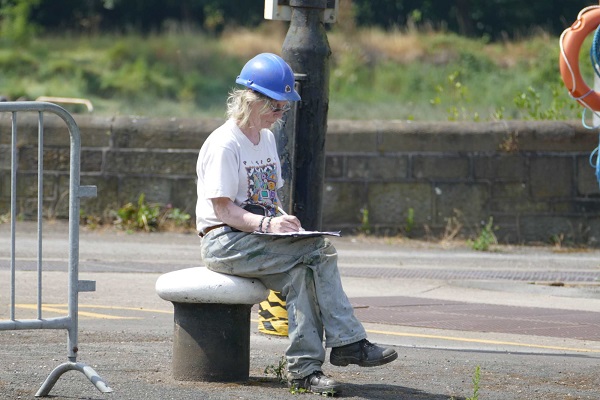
[{"x1": 226, "y1": 89, "x2": 272, "y2": 128}]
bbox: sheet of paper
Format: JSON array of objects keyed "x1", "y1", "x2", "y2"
[{"x1": 252, "y1": 230, "x2": 341, "y2": 238}]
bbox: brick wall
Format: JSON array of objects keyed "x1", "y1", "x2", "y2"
[{"x1": 1, "y1": 113, "x2": 599, "y2": 245}]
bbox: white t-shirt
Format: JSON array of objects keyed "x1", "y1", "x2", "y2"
[{"x1": 195, "y1": 119, "x2": 284, "y2": 232}]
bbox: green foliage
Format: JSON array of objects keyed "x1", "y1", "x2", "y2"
[
  {"x1": 359, "y1": 207, "x2": 371, "y2": 235},
  {"x1": 263, "y1": 356, "x2": 286, "y2": 384},
  {"x1": 288, "y1": 384, "x2": 308, "y2": 395},
  {"x1": 0, "y1": 211, "x2": 24, "y2": 223},
  {"x1": 113, "y1": 193, "x2": 191, "y2": 232},
  {"x1": 466, "y1": 365, "x2": 481, "y2": 400},
  {"x1": 0, "y1": 28, "x2": 584, "y2": 121},
  {"x1": 430, "y1": 69, "x2": 480, "y2": 122},
  {"x1": 513, "y1": 84, "x2": 581, "y2": 121},
  {"x1": 328, "y1": 28, "x2": 579, "y2": 121},
  {"x1": 404, "y1": 207, "x2": 415, "y2": 235},
  {"x1": 203, "y1": 3, "x2": 224, "y2": 32},
  {"x1": 330, "y1": 50, "x2": 366, "y2": 99},
  {"x1": 0, "y1": 30, "x2": 241, "y2": 115},
  {"x1": 0, "y1": 0, "x2": 41, "y2": 46},
  {"x1": 115, "y1": 193, "x2": 160, "y2": 232},
  {"x1": 468, "y1": 217, "x2": 498, "y2": 252},
  {"x1": 79, "y1": 210, "x2": 102, "y2": 229},
  {"x1": 0, "y1": 48, "x2": 38, "y2": 73},
  {"x1": 165, "y1": 206, "x2": 191, "y2": 227},
  {"x1": 550, "y1": 233, "x2": 566, "y2": 248}
]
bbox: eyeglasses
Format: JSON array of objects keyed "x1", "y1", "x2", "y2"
[{"x1": 269, "y1": 102, "x2": 291, "y2": 113}]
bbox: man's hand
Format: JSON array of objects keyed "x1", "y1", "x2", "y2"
[{"x1": 269, "y1": 215, "x2": 303, "y2": 233}]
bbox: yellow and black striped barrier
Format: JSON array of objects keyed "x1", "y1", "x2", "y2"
[{"x1": 257, "y1": 290, "x2": 288, "y2": 336}]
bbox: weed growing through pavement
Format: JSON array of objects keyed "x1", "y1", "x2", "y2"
[
  {"x1": 288, "y1": 384, "x2": 308, "y2": 395},
  {"x1": 359, "y1": 207, "x2": 371, "y2": 235},
  {"x1": 466, "y1": 365, "x2": 481, "y2": 400},
  {"x1": 288, "y1": 385, "x2": 335, "y2": 397},
  {"x1": 550, "y1": 233, "x2": 565, "y2": 249},
  {"x1": 112, "y1": 193, "x2": 191, "y2": 232},
  {"x1": 0, "y1": 212, "x2": 10, "y2": 224},
  {"x1": 79, "y1": 210, "x2": 102, "y2": 229},
  {"x1": 450, "y1": 365, "x2": 481, "y2": 400},
  {"x1": 404, "y1": 207, "x2": 415, "y2": 236},
  {"x1": 264, "y1": 356, "x2": 287, "y2": 384},
  {"x1": 468, "y1": 217, "x2": 498, "y2": 251},
  {"x1": 0, "y1": 212, "x2": 25, "y2": 224},
  {"x1": 441, "y1": 209, "x2": 464, "y2": 244}
]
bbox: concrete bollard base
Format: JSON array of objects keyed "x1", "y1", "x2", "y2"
[{"x1": 172, "y1": 302, "x2": 252, "y2": 382}]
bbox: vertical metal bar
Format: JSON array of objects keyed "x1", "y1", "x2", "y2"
[
  {"x1": 67, "y1": 110, "x2": 82, "y2": 362},
  {"x1": 10, "y1": 112, "x2": 17, "y2": 320},
  {"x1": 37, "y1": 112, "x2": 44, "y2": 319}
]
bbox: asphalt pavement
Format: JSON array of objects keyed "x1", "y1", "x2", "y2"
[{"x1": 1, "y1": 221, "x2": 600, "y2": 400}]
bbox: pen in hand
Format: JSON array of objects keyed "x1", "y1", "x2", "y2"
[{"x1": 277, "y1": 207, "x2": 305, "y2": 231}]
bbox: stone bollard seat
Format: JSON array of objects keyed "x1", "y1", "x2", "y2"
[{"x1": 156, "y1": 267, "x2": 269, "y2": 382}]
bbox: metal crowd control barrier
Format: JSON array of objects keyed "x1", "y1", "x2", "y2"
[{"x1": 0, "y1": 102, "x2": 112, "y2": 396}]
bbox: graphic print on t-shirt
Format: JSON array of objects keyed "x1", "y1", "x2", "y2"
[{"x1": 245, "y1": 159, "x2": 279, "y2": 213}]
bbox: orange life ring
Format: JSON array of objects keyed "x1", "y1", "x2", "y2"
[{"x1": 559, "y1": 6, "x2": 600, "y2": 111}]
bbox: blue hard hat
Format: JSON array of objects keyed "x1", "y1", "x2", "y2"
[{"x1": 236, "y1": 53, "x2": 301, "y2": 101}]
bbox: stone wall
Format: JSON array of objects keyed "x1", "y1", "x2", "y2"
[{"x1": 1, "y1": 113, "x2": 599, "y2": 245}]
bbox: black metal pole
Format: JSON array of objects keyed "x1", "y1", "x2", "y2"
[{"x1": 281, "y1": 0, "x2": 331, "y2": 231}]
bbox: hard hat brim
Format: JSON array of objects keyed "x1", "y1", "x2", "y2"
[{"x1": 236, "y1": 78, "x2": 301, "y2": 102}]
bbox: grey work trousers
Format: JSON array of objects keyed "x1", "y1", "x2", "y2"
[{"x1": 200, "y1": 228, "x2": 367, "y2": 380}]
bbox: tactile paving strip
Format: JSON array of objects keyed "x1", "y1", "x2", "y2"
[{"x1": 341, "y1": 266, "x2": 599, "y2": 282}]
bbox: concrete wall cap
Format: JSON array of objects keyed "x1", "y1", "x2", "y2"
[{"x1": 155, "y1": 267, "x2": 269, "y2": 304}]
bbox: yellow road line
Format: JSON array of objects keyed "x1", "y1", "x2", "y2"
[
  {"x1": 363, "y1": 328, "x2": 600, "y2": 354},
  {"x1": 12, "y1": 304, "x2": 598, "y2": 353},
  {"x1": 52, "y1": 303, "x2": 173, "y2": 314},
  {"x1": 15, "y1": 304, "x2": 141, "y2": 320}
]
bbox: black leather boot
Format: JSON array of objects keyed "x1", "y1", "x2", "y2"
[{"x1": 330, "y1": 339, "x2": 398, "y2": 367}]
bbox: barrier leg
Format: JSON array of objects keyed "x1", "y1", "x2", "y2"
[{"x1": 35, "y1": 362, "x2": 112, "y2": 397}]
